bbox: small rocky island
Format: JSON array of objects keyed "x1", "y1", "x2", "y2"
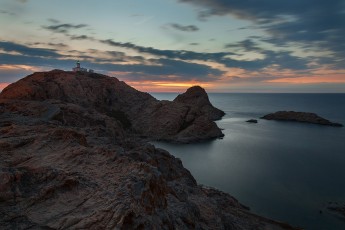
[
  {"x1": 0, "y1": 70, "x2": 296, "y2": 229},
  {"x1": 328, "y1": 203, "x2": 345, "y2": 219},
  {"x1": 261, "y1": 111, "x2": 343, "y2": 127}
]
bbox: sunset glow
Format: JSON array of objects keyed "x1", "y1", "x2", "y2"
[
  {"x1": 125, "y1": 81, "x2": 213, "y2": 92},
  {"x1": 0, "y1": 0, "x2": 344, "y2": 92}
]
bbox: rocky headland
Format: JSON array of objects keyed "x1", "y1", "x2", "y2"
[
  {"x1": 0, "y1": 70, "x2": 224, "y2": 143},
  {"x1": 261, "y1": 111, "x2": 343, "y2": 127},
  {"x1": 0, "y1": 70, "x2": 296, "y2": 229}
]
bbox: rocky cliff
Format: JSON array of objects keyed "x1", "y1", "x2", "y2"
[
  {"x1": 0, "y1": 70, "x2": 224, "y2": 143},
  {"x1": 0, "y1": 70, "x2": 296, "y2": 229}
]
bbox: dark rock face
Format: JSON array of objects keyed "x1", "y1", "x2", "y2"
[
  {"x1": 261, "y1": 111, "x2": 343, "y2": 127},
  {"x1": 246, "y1": 119, "x2": 258, "y2": 123},
  {"x1": 0, "y1": 70, "x2": 224, "y2": 143},
  {"x1": 0, "y1": 70, "x2": 296, "y2": 229},
  {"x1": 173, "y1": 86, "x2": 225, "y2": 121}
]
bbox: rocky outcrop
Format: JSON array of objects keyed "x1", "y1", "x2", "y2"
[
  {"x1": 261, "y1": 111, "x2": 343, "y2": 127},
  {"x1": 0, "y1": 70, "x2": 296, "y2": 229},
  {"x1": 173, "y1": 86, "x2": 225, "y2": 121},
  {"x1": 246, "y1": 119, "x2": 258, "y2": 123},
  {"x1": 0, "y1": 70, "x2": 224, "y2": 143}
]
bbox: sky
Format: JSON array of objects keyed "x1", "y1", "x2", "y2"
[{"x1": 0, "y1": 0, "x2": 345, "y2": 92}]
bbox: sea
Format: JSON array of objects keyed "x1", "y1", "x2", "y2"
[{"x1": 150, "y1": 93, "x2": 345, "y2": 230}]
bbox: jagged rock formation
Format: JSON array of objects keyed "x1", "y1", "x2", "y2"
[
  {"x1": 0, "y1": 70, "x2": 224, "y2": 143},
  {"x1": 173, "y1": 86, "x2": 225, "y2": 121},
  {"x1": 261, "y1": 111, "x2": 343, "y2": 127},
  {"x1": 0, "y1": 70, "x2": 296, "y2": 229}
]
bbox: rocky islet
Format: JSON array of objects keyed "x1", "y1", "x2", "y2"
[{"x1": 261, "y1": 111, "x2": 343, "y2": 127}]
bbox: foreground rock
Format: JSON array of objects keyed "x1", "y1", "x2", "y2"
[
  {"x1": 0, "y1": 70, "x2": 296, "y2": 229},
  {"x1": 261, "y1": 111, "x2": 343, "y2": 127},
  {"x1": 0, "y1": 70, "x2": 224, "y2": 143}
]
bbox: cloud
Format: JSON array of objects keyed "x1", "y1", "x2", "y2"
[
  {"x1": 0, "y1": 41, "x2": 223, "y2": 82},
  {"x1": 0, "y1": 10, "x2": 15, "y2": 16},
  {"x1": 169, "y1": 23, "x2": 199, "y2": 32},
  {"x1": 43, "y1": 23, "x2": 88, "y2": 34},
  {"x1": 47, "y1": 43, "x2": 69, "y2": 48},
  {"x1": 225, "y1": 39, "x2": 262, "y2": 52},
  {"x1": 86, "y1": 58, "x2": 223, "y2": 81},
  {"x1": 101, "y1": 39, "x2": 308, "y2": 71},
  {"x1": 100, "y1": 39, "x2": 234, "y2": 62},
  {"x1": 26, "y1": 42, "x2": 69, "y2": 48},
  {"x1": 70, "y1": 35, "x2": 94, "y2": 40},
  {"x1": 0, "y1": 41, "x2": 62, "y2": 58},
  {"x1": 178, "y1": 0, "x2": 345, "y2": 65}
]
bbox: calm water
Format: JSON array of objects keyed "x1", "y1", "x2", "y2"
[{"x1": 151, "y1": 93, "x2": 345, "y2": 230}]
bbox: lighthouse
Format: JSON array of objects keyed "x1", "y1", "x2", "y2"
[{"x1": 72, "y1": 60, "x2": 87, "y2": 72}]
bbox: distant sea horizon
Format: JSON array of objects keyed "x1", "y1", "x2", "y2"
[{"x1": 151, "y1": 92, "x2": 345, "y2": 230}]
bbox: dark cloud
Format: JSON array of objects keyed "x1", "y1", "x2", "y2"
[
  {"x1": 101, "y1": 39, "x2": 234, "y2": 62},
  {"x1": 0, "y1": 41, "x2": 62, "y2": 58},
  {"x1": 105, "y1": 51, "x2": 145, "y2": 63},
  {"x1": 0, "y1": 53, "x2": 71, "y2": 69},
  {"x1": 102, "y1": 39, "x2": 307, "y2": 70},
  {"x1": 225, "y1": 39, "x2": 262, "y2": 52},
  {"x1": 221, "y1": 50, "x2": 309, "y2": 70},
  {"x1": 189, "y1": 43, "x2": 199, "y2": 46},
  {"x1": 70, "y1": 35, "x2": 94, "y2": 40},
  {"x1": 0, "y1": 38, "x2": 311, "y2": 85},
  {"x1": 178, "y1": 0, "x2": 345, "y2": 65},
  {"x1": 27, "y1": 42, "x2": 69, "y2": 48},
  {"x1": 178, "y1": 0, "x2": 342, "y2": 22},
  {"x1": 89, "y1": 58, "x2": 223, "y2": 81},
  {"x1": 43, "y1": 23, "x2": 88, "y2": 34},
  {"x1": 169, "y1": 23, "x2": 199, "y2": 32},
  {"x1": 47, "y1": 43, "x2": 69, "y2": 48},
  {"x1": 0, "y1": 10, "x2": 15, "y2": 16},
  {"x1": 0, "y1": 41, "x2": 223, "y2": 82}
]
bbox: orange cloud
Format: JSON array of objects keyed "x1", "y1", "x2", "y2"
[
  {"x1": 0, "y1": 64, "x2": 42, "y2": 72},
  {"x1": 267, "y1": 72, "x2": 345, "y2": 84}
]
